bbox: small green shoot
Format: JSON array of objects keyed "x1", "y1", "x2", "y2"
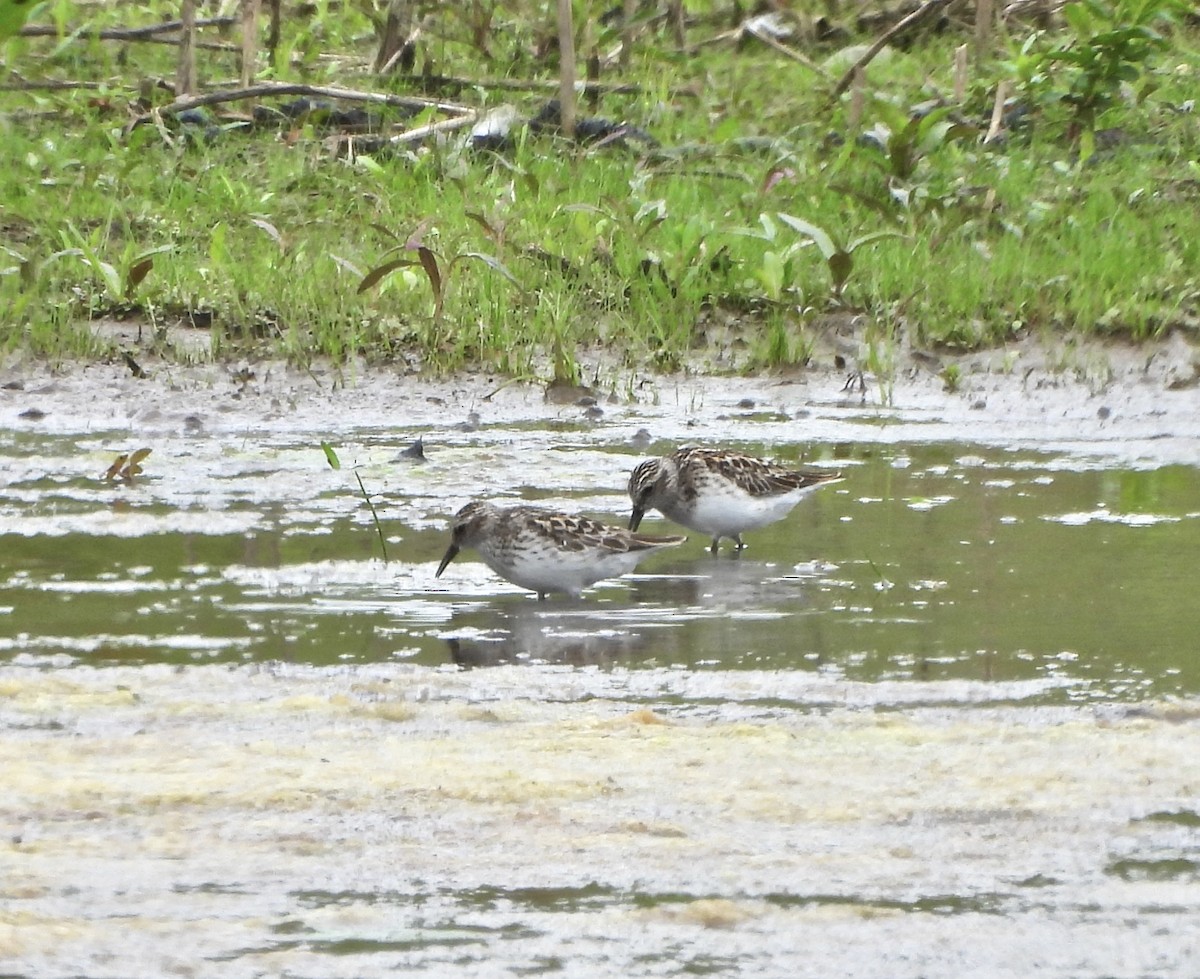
[
  {"x1": 941, "y1": 364, "x2": 962, "y2": 392},
  {"x1": 321, "y1": 441, "x2": 389, "y2": 564}
]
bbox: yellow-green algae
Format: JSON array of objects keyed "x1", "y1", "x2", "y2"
[{"x1": 1, "y1": 663, "x2": 1199, "y2": 976}]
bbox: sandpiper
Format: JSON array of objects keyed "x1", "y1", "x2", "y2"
[
  {"x1": 628, "y1": 446, "x2": 842, "y2": 552},
  {"x1": 436, "y1": 501, "x2": 686, "y2": 599}
]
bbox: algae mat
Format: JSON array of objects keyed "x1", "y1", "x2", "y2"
[{"x1": 2, "y1": 664, "x2": 1199, "y2": 978}]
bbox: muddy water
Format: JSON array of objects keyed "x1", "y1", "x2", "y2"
[{"x1": 2, "y1": 364, "x2": 1200, "y2": 978}]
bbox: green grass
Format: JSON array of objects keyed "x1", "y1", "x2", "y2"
[{"x1": 2, "y1": 0, "x2": 1199, "y2": 377}]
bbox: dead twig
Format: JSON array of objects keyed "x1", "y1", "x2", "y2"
[
  {"x1": 413, "y1": 74, "x2": 645, "y2": 97},
  {"x1": 383, "y1": 111, "x2": 480, "y2": 146},
  {"x1": 830, "y1": 0, "x2": 950, "y2": 100},
  {"x1": 984, "y1": 79, "x2": 1010, "y2": 143},
  {"x1": 0, "y1": 78, "x2": 103, "y2": 91},
  {"x1": 126, "y1": 81, "x2": 474, "y2": 131},
  {"x1": 744, "y1": 20, "x2": 829, "y2": 79},
  {"x1": 18, "y1": 16, "x2": 237, "y2": 40}
]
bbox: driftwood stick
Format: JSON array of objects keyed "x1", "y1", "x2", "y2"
[
  {"x1": 830, "y1": 0, "x2": 949, "y2": 99},
  {"x1": 385, "y1": 111, "x2": 480, "y2": 146},
  {"x1": 18, "y1": 16, "x2": 237, "y2": 40},
  {"x1": 126, "y1": 81, "x2": 474, "y2": 129}
]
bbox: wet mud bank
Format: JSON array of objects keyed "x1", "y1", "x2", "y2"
[{"x1": 1, "y1": 330, "x2": 1199, "y2": 461}]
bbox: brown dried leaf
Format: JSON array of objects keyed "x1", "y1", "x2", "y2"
[
  {"x1": 357, "y1": 258, "x2": 419, "y2": 293},
  {"x1": 125, "y1": 257, "x2": 154, "y2": 296},
  {"x1": 416, "y1": 246, "x2": 443, "y2": 314},
  {"x1": 104, "y1": 454, "x2": 129, "y2": 481}
]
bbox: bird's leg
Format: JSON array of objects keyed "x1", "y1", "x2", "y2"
[
  {"x1": 537, "y1": 591, "x2": 547, "y2": 601},
  {"x1": 733, "y1": 535, "x2": 746, "y2": 551},
  {"x1": 709, "y1": 537, "x2": 720, "y2": 554},
  {"x1": 842, "y1": 370, "x2": 867, "y2": 394}
]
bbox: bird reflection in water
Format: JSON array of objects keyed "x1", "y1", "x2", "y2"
[{"x1": 444, "y1": 601, "x2": 651, "y2": 669}]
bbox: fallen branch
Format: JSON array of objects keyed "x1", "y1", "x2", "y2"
[
  {"x1": 414, "y1": 74, "x2": 646, "y2": 97},
  {"x1": 745, "y1": 20, "x2": 829, "y2": 79},
  {"x1": 385, "y1": 111, "x2": 479, "y2": 146},
  {"x1": 126, "y1": 81, "x2": 474, "y2": 131},
  {"x1": 19, "y1": 16, "x2": 237, "y2": 40},
  {"x1": 0, "y1": 78, "x2": 103, "y2": 91},
  {"x1": 830, "y1": 0, "x2": 950, "y2": 100},
  {"x1": 329, "y1": 110, "x2": 481, "y2": 154}
]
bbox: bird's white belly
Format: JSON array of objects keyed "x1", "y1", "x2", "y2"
[
  {"x1": 683, "y1": 488, "x2": 805, "y2": 535},
  {"x1": 479, "y1": 542, "x2": 645, "y2": 596}
]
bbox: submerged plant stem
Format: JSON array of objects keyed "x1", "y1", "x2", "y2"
[{"x1": 356, "y1": 469, "x2": 389, "y2": 564}]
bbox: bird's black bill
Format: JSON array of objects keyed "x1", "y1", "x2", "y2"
[
  {"x1": 435, "y1": 543, "x2": 460, "y2": 578},
  {"x1": 628, "y1": 508, "x2": 644, "y2": 531}
]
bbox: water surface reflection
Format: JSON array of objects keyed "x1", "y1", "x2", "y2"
[{"x1": 2, "y1": 438, "x2": 1198, "y2": 702}]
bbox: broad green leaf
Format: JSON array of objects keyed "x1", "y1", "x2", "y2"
[
  {"x1": 320, "y1": 441, "x2": 341, "y2": 470},
  {"x1": 209, "y1": 223, "x2": 229, "y2": 268},
  {"x1": 96, "y1": 260, "x2": 121, "y2": 298},
  {"x1": 457, "y1": 252, "x2": 521, "y2": 288},
  {"x1": 1077, "y1": 127, "x2": 1096, "y2": 165},
  {"x1": 356, "y1": 155, "x2": 385, "y2": 177},
  {"x1": 368, "y1": 222, "x2": 401, "y2": 243},
  {"x1": 847, "y1": 230, "x2": 908, "y2": 252},
  {"x1": 756, "y1": 250, "x2": 785, "y2": 301},
  {"x1": 0, "y1": 0, "x2": 40, "y2": 40},
  {"x1": 777, "y1": 213, "x2": 838, "y2": 260},
  {"x1": 1063, "y1": 2, "x2": 1095, "y2": 37},
  {"x1": 250, "y1": 218, "x2": 283, "y2": 248}
]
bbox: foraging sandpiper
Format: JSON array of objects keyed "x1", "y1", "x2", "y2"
[
  {"x1": 628, "y1": 447, "x2": 842, "y2": 552},
  {"x1": 436, "y1": 501, "x2": 686, "y2": 599}
]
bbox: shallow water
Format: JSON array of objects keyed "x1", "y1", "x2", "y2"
[{"x1": 2, "y1": 367, "x2": 1200, "y2": 978}]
